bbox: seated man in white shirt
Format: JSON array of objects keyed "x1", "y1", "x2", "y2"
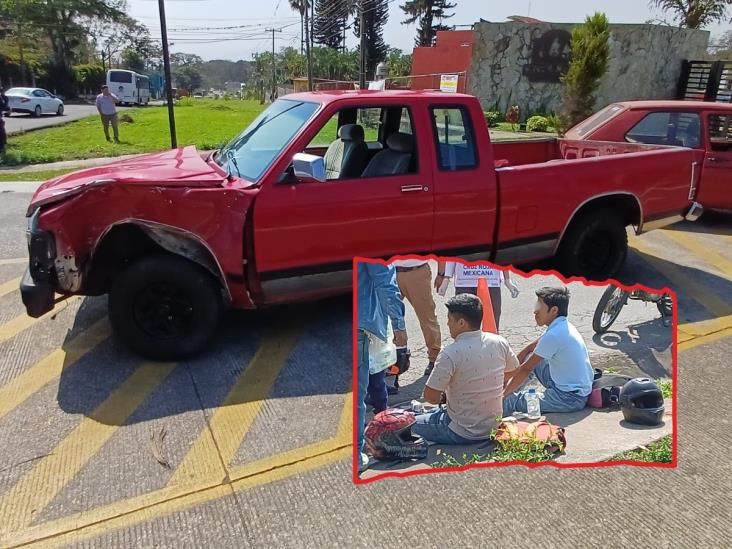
[
  {"x1": 503, "y1": 286, "x2": 594, "y2": 415},
  {"x1": 412, "y1": 294, "x2": 520, "y2": 444}
]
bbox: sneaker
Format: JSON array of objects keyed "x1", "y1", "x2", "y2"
[
  {"x1": 423, "y1": 362, "x2": 435, "y2": 377},
  {"x1": 105, "y1": 137, "x2": 111, "y2": 142},
  {"x1": 359, "y1": 452, "x2": 369, "y2": 473}
]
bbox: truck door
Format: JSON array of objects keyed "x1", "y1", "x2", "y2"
[
  {"x1": 702, "y1": 112, "x2": 732, "y2": 209},
  {"x1": 252, "y1": 103, "x2": 435, "y2": 302},
  {"x1": 428, "y1": 104, "x2": 498, "y2": 259}
]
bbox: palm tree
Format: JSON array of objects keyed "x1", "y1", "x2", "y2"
[
  {"x1": 289, "y1": 0, "x2": 310, "y2": 53},
  {"x1": 650, "y1": 0, "x2": 732, "y2": 29}
]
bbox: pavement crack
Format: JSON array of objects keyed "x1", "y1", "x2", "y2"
[
  {"x1": 0, "y1": 453, "x2": 54, "y2": 474},
  {"x1": 150, "y1": 426, "x2": 171, "y2": 469}
]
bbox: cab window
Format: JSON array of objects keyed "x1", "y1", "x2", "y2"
[
  {"x1": 708, "y1": 113, "x2": 732, "y2": 151},
  {"x1": 625, "y1": 111, "x2": 701, "y2": 148}
]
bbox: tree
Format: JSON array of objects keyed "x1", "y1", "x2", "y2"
[
  {"x1": 73, "y1": 63, "x2": 105, "y2": 92},
  {"x1": 120, "y1": 48, "x2": 144, "y2": 73},
  {"x1": 354, "y1": 0, "x2": 389, "y2": 78},
  {"x1": 387, "y1": 48, "x2": 412, "y2": 78},
  {"x1": 289, "y1": 0, "x2": 310, "y2": 52},
  {"x1": 170, "y1": 53, "x2": 204, "y2": 67},
  {"x1": 400, "y1": 0, "x2": 456, "y2": 47},
  {"x1": 173, "y1": 64, "x2": 202, "y2": 93},
  {"x1": 313, "y1": 0, "x2": 351, "y2": 49},
  {"x1": 560, "y1": 12, "x2": 610, "y2": 126},
  {"x1": 650, "y1": 0, "x2": 732, "y2": 29}
]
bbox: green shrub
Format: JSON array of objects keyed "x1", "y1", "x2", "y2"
[
  {"x1": 483, "y1": 111, "x2": 502, "y2": 128},
  {"x1": 526, "y1": 115, "x2": 551, "y2": 132}
]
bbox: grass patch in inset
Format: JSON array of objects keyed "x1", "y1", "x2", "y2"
[{"x1": 611, "y1": 434, "x2": 672, "y2": 463}]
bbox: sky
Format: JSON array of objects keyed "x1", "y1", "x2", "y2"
[{"x1": 128, "y1": 0, "x2": 732, "y2": 61}]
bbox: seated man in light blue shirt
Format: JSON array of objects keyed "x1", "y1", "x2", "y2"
[{"x1": 503, "y1": 286, "x2": 593, "y2": 415}]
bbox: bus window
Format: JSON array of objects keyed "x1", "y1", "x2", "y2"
[{"x1": 109, "y1": 71, "x2": 132, "y2": 84}]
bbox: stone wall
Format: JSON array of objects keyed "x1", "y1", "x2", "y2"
[{"x1": 467, "y1": 22, "x2": 710, "y2": 118}]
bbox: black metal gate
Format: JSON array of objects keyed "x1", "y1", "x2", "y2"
[{"x1": 678, "y1": 60, "x2": 732, "y2": 102}]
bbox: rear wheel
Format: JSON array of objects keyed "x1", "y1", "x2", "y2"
[
  {"x1": 557, "y1": 210, "x2": 627, "y2": 281},
  {"x1": 109, "y1": 254, "x2": 222, "y2": 360},
  {"x1": 592, "y1": 286, "x2": 629, "y2": 334},
  {"x1": 33, "y1": 105, "x2": 42, "y2": 117}
]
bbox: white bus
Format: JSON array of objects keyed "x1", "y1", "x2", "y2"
[{"x1": 106, "y1": 69, "x2": 151, "y2": 106}]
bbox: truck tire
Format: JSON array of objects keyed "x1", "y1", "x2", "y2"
[
  {"x1": 556, "y1": 210, "x2": 627, "y2": 281},
  {"x1": 109, "y1": 254, "x2": 222, "y2": 360}
]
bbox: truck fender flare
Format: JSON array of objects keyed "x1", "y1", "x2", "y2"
[
  {"x1": 93, "y1": 219, "x2": 232, "y2": 305},
  {"x1": 552, "y1": 192, "x2": 643, "y2": 255}
]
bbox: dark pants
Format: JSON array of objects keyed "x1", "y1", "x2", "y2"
[
  {"x1": 0, "y1": 117, "x2": 6, "y2": 152},
  {"x1": 456, "y1": 286, "x2": 502, "y2": 330},
  {"x1": 366, "y1": 370, "x2": 388, "y2": 413}
]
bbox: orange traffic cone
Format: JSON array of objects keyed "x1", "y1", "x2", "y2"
[{"x1": 477, "y1": 277, "x2": 498, "y2": 334}]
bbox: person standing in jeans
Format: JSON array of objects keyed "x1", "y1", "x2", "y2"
[
  {"x1": 357, "y1": 262, "x2": 407, "y2": 472},
  {"x1": 96, "y1": 85, "x2": 120, "y2": 143},
  {"x1": 435, "y1": 261, "x2": 520, "y2": 332}
]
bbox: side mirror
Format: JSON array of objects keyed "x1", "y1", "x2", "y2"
[{"x1": 292, "y1": 152, "x2": 326, "y2": 183}]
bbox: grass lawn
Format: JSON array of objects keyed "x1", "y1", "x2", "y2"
[
  {"x1": 0, "y1": 98, "x2": 268, "y2": 166},
  {"x1": 0, "y1": 168, "x2": 78, "y2": 181},
  {"x1": 611, "y1": 435, "x2": 673, "y2": 463}
]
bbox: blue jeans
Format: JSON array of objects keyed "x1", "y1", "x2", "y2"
[
  {"x1": 503, "y1": 360, "x2": 588, "y2": 416},
  {"x1": 411, "y1": 409, "x2": 486, "y2": 445},
  {"x1": 357, "y1": 331, "x2": 370, "y2": 454},
  {"x1": 366, "y1": 370, "x2": 388, "y2": 413}
]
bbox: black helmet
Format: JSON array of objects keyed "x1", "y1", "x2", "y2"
[
  {"x1": 619, "y1": 378, "x2": 665, "y2": 426},
  {"x1": 364, "y1": 408, "x2": 427, "y2": 460}
]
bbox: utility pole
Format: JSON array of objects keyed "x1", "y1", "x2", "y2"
[
  {"x1": 158, "y1": 0, "x2": 177, "y2": 148},
  {"x1": 266, "y1": 28, "x2": 283, "y2": 101},
  {"x1": 359, "y1": 0, "x2": 367, "y2": 90},
  {"x1": 304, "y1": 5, "x2": 313, "y2": 91}
]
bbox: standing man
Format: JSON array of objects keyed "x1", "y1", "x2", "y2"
[
  {"x1": 0, "y1": 87, "x2": 8, "y2": 154},
  {"x1": 96, "y1": 85, "x2": 120, "y2": 143},
  {"x1": 413, "y1": 294, "x2": 519, "y2": 444},
  {"x1": 503, "y1": 286, "x2": 594, "y2": 415},
  {"x1": 435, "y1": 260, "x2": 520, "y2": 332},
  {"x1": 357, "y1": 262, "x2": 407, "y2": 472},
  {"x1": 392, "y1": 259, "x2": 441, "y2": 378}
]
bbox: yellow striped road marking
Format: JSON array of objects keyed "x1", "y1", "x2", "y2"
[
  {"x1": 0, "y1": 296, "x2": 80, "y2": 347},
  {"x1": 167, "y1": 325, "x2": 304, "y2": 486},
  {"x1": 630, "y1": 236, "x2": 732, "y2": 319},
  {"x1": 4, "y1": 394, "x2": 353, "y2": 549},
  {"x1": 0, "y1": 319, "x2": 111, "y2": 422},
  {"x1": 660, "y1": 230, "x2": 732, "y2": 280},
  {"x1": 0, "y1": 277, "x2": 21, "y2": 299},
  {"x1": 679, "y1": 326, "x2": 732, "y2": 351},
  {"x1": 0, "y1": 258, "x2": 27, "y2": 266},
  {"x1": 0, "y1": 361, "x2": 177, "y2": 536}
]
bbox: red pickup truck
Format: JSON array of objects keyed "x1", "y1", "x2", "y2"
[
  {"x1": 566, "y1": 100, "x2": 732, "y2": 211},
  {"x1": 22, "y1": 91, "x2": 703, "y2": 358}
]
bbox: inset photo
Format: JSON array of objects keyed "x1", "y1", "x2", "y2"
[{"x1": 354, "y1": 257, "x2": 676, "y2": 483}]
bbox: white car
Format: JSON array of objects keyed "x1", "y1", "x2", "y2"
[{"x1": 5, "y1": 87, "x2": 64, "y2": 117}]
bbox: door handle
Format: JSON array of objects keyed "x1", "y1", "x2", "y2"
[{"x1": 401, "y1": 185, "x2": 427, "y2": 193}]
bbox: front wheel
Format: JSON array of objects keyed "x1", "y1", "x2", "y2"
[
  {"x1": 592, "y1": 286, "x2": 629, "y2": 334},
  {"x1": 56, "y1": 104, "x2": 64, "y2": 116},
  {"x1": 556, "y1": 210, "x2": 628, "y2": 281},
  {"x1": 109, "y1": 254, "x2": 222, "y2": 360}
]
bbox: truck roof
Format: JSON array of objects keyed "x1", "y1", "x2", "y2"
[
  {"x1": 283, "y1": 89, "x2": 474, "y2": 104},
  {"x1": 618, "y1": 100, "x2": 732, "y2": 111}
]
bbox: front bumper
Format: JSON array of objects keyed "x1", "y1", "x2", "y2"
[
  {"x1": 21, "y1": 209, "x2": 57, "y2": 318},
  {"x1": 684, "y1": 201, "x2": 704, "y2": 222}
]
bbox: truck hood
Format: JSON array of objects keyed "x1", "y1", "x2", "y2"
[{"x1": 28, "y1": 146, "x2": 247, "y2": 213}]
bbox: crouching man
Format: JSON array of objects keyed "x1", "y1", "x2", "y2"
[
  {"x1": 503, "y1": 286, "x2": 593, "y2": 416},
  {"x1": 413, "y1": 294, "x2": 519, "y2": 444}
]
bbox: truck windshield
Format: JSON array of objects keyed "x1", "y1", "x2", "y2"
[{"x1": 217, "y1": 99, "x2": 319, "y2": 182}]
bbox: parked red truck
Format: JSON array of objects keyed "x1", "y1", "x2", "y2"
[
  {"x1": 565, "y1": 100, "x2": 732, "y2": 211},
  {"x1": 22, "y1": 91, "x2": 703, "y2": 358}
]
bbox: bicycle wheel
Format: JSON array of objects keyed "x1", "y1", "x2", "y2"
[{"x1": 592, "y1": 286, "x2": 630, "y2": 334}]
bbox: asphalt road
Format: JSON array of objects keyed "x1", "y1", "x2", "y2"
[
  {"x1": 0, "y1": 188, "x2": 730, "y2": 547},
  {"x1": 3, "y1": 104, "x2": 128, "y2": 135}
]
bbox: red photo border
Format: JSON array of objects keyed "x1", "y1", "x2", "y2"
[{"x1": 352, "y1": 254, "x2": 678, "y2": 485}]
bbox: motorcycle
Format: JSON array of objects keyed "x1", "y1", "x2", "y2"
[{"x1": 592, "y1": 286, "x2": 673, "y2": 334}]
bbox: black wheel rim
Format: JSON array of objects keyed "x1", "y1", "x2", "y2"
[
  {"x1": 577, "y1": 229, "x2": 613, "y2": 278},
  {"x1": 132, "y1": 282, "x2": 196, "y2": 340},
  {"x1": 599, "y1": 287, "x2": 626, "y2": 330}
]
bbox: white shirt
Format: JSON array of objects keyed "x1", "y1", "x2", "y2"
[
  {"x1": 95, "y1": 93, "x2": 118, "y2": 115},
  {"x1": 391, "y1": 259, "x2": 429, "y2": 268},
  {"x1": 444, "y1": 262, "x2": 503, "y2": 288}
]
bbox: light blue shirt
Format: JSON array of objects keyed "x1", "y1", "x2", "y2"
[
  {"x1": 357, "y1": 263, "x2": 406, "y2": 343},
  {"x1": 534, "y1": 316, "x2": 593, "y2": 396}
]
